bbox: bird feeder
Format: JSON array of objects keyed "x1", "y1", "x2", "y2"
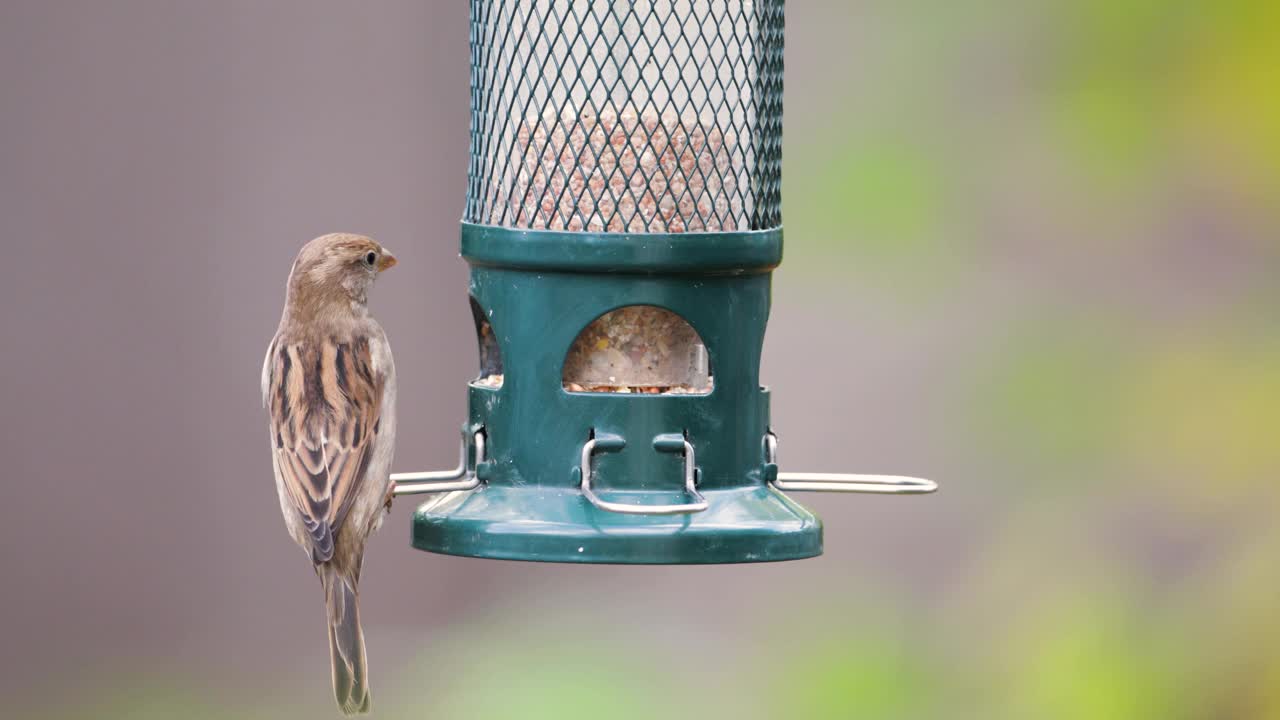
[{"x1": 393, "y1": 0, "x2": 935, "y2": 564}]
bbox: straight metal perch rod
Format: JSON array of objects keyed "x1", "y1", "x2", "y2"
[
  {"x1": 766, "y1": 433, "x2": 937, "y2": 495},
  {"x1": 391, "y1": 431, "x2": 485, "y2": 496},
  {"x1": 772, "y1": 472, "x2": 937, "y2": 494},
  {"x1": 391, "y1": 430, "x2": 936, "y2": 498}
]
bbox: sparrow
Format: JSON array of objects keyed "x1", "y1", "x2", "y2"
[{"x1": 262, "y1": 233, "x2": 398, "y2": 715}]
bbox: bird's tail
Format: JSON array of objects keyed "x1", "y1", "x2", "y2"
[{"x1": 321, "y1": 565, "x2": 371, "y2": 715}]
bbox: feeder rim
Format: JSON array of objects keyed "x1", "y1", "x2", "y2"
[{"x1": 460, "y1": 222, "x2": 783, "y2": 275}]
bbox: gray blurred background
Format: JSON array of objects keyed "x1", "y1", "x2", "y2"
[{"x1": 2, "y1": 1, "x2": 1277, "y2": 718}]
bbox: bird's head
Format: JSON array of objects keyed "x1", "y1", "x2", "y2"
[{"x1": 286, "y1": 233, "x2": 397, "y2": 313}]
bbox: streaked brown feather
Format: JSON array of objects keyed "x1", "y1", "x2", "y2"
[{"x1": 269, "y1": 335, "x2": 385, "y2": 565}]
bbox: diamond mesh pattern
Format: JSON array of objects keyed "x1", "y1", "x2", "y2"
[{"x1": 466, "y1": 0, "x2": 784, "y2": 233}]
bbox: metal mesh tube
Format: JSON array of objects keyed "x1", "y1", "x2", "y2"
[{"x1": 466, "y1": 0, "x2": 784, "y2": 233}]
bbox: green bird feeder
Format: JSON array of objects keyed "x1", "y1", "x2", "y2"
[{"x1": 391, "y1": 0, "x2": 935, "y2": 564}]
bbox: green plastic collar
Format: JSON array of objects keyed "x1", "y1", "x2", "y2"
[{"x1": 460, "y1": 223, "x2": 783, "y2": 274}]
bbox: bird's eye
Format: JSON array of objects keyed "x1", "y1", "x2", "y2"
[{"x1": 365, "y1": 252, "x2": 378, "y2": 266}]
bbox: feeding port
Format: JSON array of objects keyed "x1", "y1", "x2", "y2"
[{"x1": 563, "y1": 306, "x2": 711, "y2": 394}]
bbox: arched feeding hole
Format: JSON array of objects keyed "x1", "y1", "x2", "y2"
[
  {"x1": 470, "y1": 297, "x2": 503, "y2": 389},
  {"x1": 563, "y1": 306, "x2": 712, "y2": 395}
]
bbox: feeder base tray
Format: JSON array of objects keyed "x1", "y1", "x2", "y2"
[{"x1": 411, "y1": 484, "x2": 822, "y2": 564}]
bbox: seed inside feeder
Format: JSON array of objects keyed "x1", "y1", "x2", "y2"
[
  {"x1": 473, "y1": 374, "x2": 504, "y2": 389},
  {"x1": 502, "y1": 105, "x2": 741, "y2": 234}
]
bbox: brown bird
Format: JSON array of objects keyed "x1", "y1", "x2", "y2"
[{"x1": 262, "y1": 233, "x2": 398, "y2": 715}]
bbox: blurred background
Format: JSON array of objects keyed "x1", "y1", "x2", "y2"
[{"x1": 2, "y1": 1, "x2": 1277, "y2": 718}]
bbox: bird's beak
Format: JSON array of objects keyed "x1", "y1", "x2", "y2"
[{"x1": 377, "y1": 250, "x2": 398, "y2": 272}]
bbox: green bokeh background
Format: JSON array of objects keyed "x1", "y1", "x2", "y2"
[{"x1": 9, "y1": 1, "x2": 1279, "y2": 718}]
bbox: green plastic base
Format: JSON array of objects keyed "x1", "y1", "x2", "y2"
[{"x1": 412, "y1": 484, "x2": 822, "y2": 564}]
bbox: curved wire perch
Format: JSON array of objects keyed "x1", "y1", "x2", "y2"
[
  {"x1": 766, "y1": 433, "x2": 937, "y2": 495},
  {"x1": 580, "y1": 434, "x2": 709, "y2": 515},
  {"x1": 391, "y1": 430, "x2": 486, "y2": 496}
]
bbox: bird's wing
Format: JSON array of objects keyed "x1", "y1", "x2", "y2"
[{"x1": 267, "y1": 335, "x2": 386, "y2": 564}]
